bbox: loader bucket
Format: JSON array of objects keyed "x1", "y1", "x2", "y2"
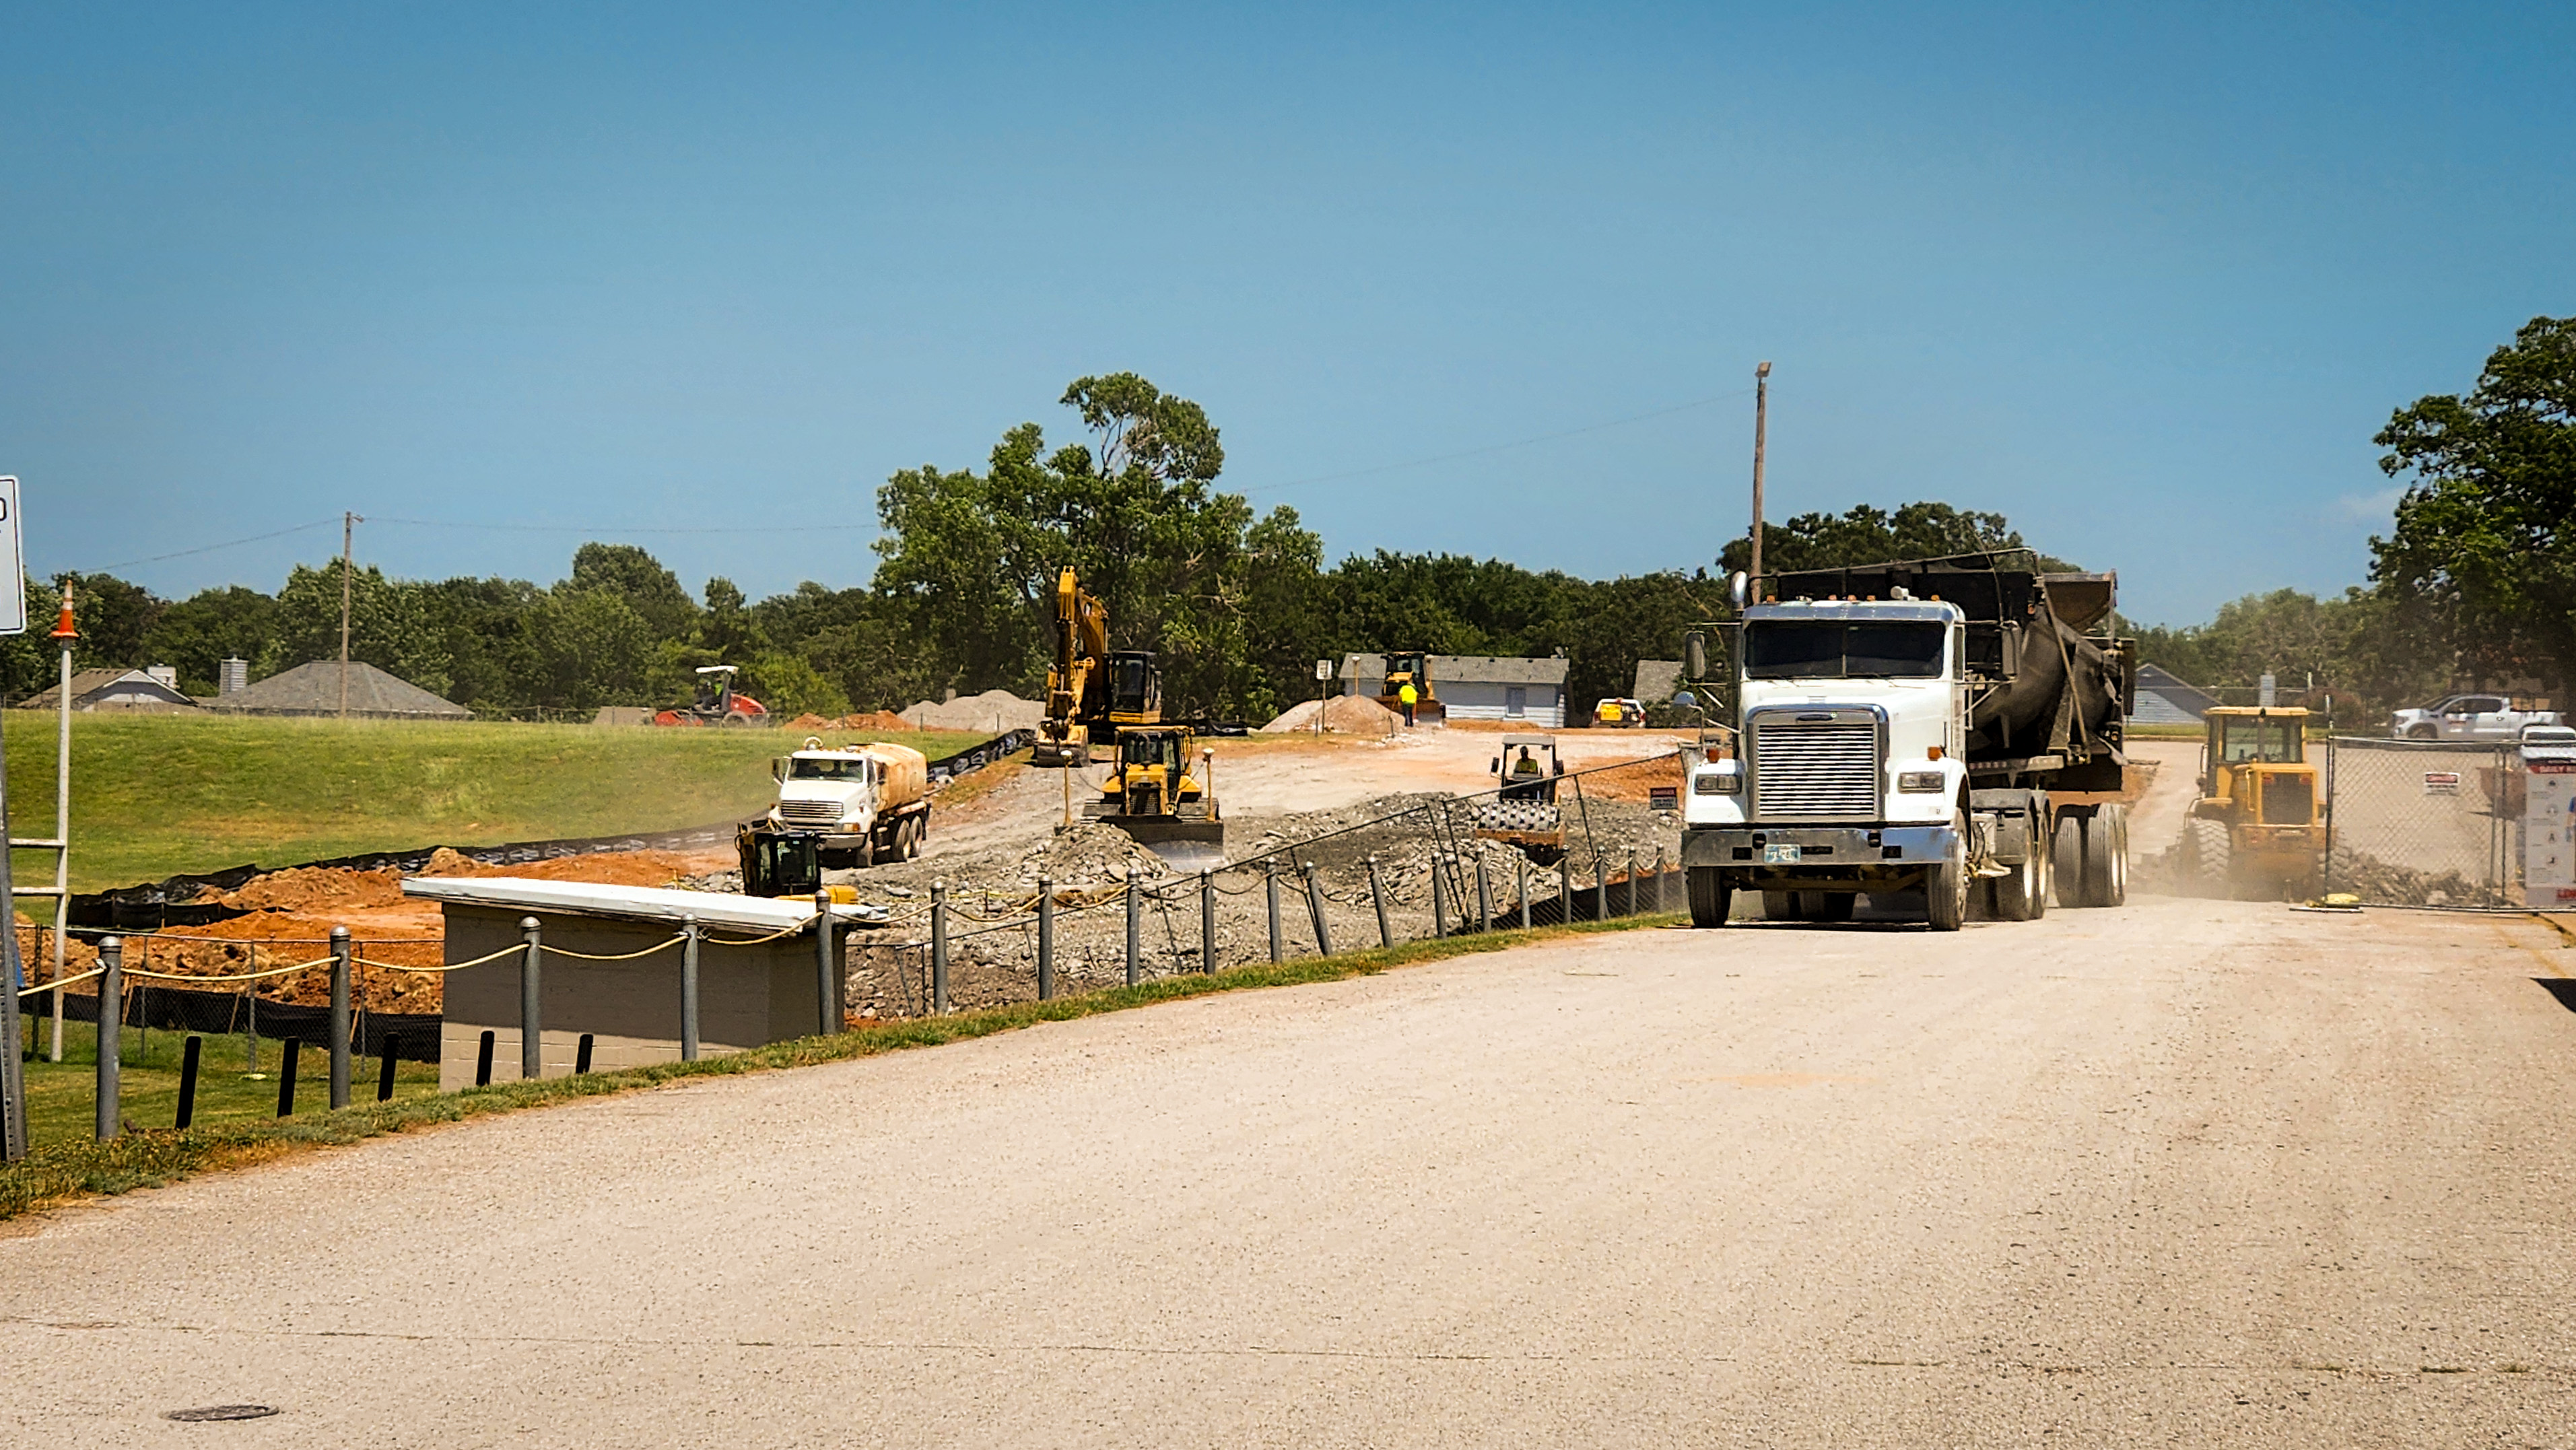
[{"x1": 1110, "y1": 817, "x2": 1227, "y2": 872}]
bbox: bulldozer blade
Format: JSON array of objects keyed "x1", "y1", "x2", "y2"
[{"x1": 1107, "y1": 817, "x2": 1227, "y2": 872}]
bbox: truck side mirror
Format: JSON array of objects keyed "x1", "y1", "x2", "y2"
[
  {"x1": 1729, "y1": 572, "x2": 1749, "y2": 610},
  {"x1": 1685, "y1": 631, "x2": 1707, "y2": 681}
]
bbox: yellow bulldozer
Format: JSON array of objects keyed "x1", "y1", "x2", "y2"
[
  {"x1": 1376, "y1": 651, "x2": 1444, "y2": 725},
  {"x1": 1085, "y1": 722, "x2": 1225, "y2": 870},
  {"x1": 1034, "y1": 566, "x2": 1162, "y2": 767},
  {"x1": 2180, "y1": 705, "x2": 2326, "y2": 898}
]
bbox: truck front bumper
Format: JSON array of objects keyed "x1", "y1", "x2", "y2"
[{"x1": 1682, "y1": 824, "x2": 1959, "y2": 889}]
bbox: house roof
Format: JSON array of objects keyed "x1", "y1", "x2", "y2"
[
  {"x1": 204, "y1": 660, "x2": 471, "y2": 719},
  {"x1": 1633, "y1": 659, "x2": 1683, "y2": 702},
  {"x1": 2131, "y1": 663, "x2": 2219, "y2": 724},
  {"x1": 17, "y1": 668, "x2": 196, "y2": 710},
  {"x1": 1339, "y1": 653, "x2": 1571, "y2": 688}
]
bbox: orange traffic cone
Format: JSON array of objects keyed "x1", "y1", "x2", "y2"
[{"x1": 48, "y1": 582, "x2": 76, "y2": 642}]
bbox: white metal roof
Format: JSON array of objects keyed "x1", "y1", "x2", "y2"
[{"x1": 400, "y1": 876, "x2": 879, "y2": 932}]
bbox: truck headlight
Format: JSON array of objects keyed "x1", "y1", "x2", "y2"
[
  {"x1": 1897, "y1": 770, "x2": 1945, "y2": 793},
  {"x1": 1693, "y1": 770, "x2": 1740, "y2": 795}
]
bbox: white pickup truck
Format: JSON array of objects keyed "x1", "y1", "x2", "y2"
[{"x1": 2387, "y1": 694, "x2": 2563, "y2": 742}]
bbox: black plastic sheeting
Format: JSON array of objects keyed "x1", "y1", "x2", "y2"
[
  {"x1": 72, "y1": 728, "x2": 1040, "y2": 933},
  {"x1": 1493, "y1": 866, "x2": 1683, "y2": 930},
  {"x1": 42, "y1": 983, "x2": 443, "y2": 1061}
]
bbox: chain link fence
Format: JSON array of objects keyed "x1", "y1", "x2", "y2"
[{"x1": 2322, "y1": 737, "x2": 2521, "y2": 906}]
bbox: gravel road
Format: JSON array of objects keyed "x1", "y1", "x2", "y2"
[{"x1": 6, "y1": 897, "x2": 2574, "y2": 1446}]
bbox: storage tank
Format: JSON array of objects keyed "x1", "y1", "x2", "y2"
[{"x1": 858, "y1": 742, "x2": 930, "y2": 809}]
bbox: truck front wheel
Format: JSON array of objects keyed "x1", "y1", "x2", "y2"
[
  {"x1": 1927, "y1": 818, "x2": 1969, "y2": 931},
  {"x1": 1688, "y1": 868, "x2": 1732, "y2": 928}
]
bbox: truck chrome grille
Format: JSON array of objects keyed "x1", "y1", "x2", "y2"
[
  {"x1": 1752, "y1": 715, "x2": 1880, "y2": 820},
  {"x1": 778, "y1": 800, "x2": 844, "y2": 827}
]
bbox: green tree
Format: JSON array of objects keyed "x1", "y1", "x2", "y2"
[
  {"x1": 141, "y1": 586, "x2": 279, "y2": 694},
  {"x1": 567, "y1": 543, "x2": 698, "y2": 640},
  {"x1": 51, "y1": 571, "x2": 164, "y2": 670},
  {"x1": 2370, "y1": 314, "x2": 2576, "y2": 692},
  {"x1": 263, "y1": 563, "x2": 454, "y2": 697},
  {"x1": 1716, "y1": 502, "x2": 2067, "y2": 578}
]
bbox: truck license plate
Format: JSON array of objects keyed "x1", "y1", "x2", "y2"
[{"x1": 1763, "y1": 843, "x2": 1801, "y2": 864}]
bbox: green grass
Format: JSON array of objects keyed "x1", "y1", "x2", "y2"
[
  {"x1": 17, "y1": 1020, "x2": 442, "y2": 1150},
  {"x1": 0, "y1": 714, "x2": 988, "y2": 907},
  {"x1": 1, "y1": 909, "x2": 1685, "y2": 1218}
]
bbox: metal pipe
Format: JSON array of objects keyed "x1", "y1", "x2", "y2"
[
  {"x1": 1432, "y1": 857, "x2": 1449, "y2": 938},
  {"x1": 329, "y1": 926, "x2": 352, "y2": 1110},
  {"x1": 1367, "y1": 854, "x2": 1392, "y2": 948},
  {"x1": 679, "y1": 915, "x2": 701, "y2": 1062},
  {"x1": 1655, "y1": 846, "x2": 1668, "y2": 913},
  {"x1": 1626, "y1": 849, "x2": 1638, "y2": 919},
  {"x1": 95, "y1": 936, "x2": 121, "y2": 1142},
  {"x1": 1518, "y1": 853, "x2": 1531, "y2": 930},
  {"x1": 1200, "y1": 870, "x2": 1217, "y2": 973},
  {"x1": 813, "y1": 889, "x2": 838, "y2": 1035},
  {"x1": 519, "y1": 916, "x2": 543, "y2": 1081},
  {"x1": 1125, "y1": 876, "x2": 1141, "y2": 988},
  {"x1": 1301, "y1": 860, "x2": 1332, "y2": 957},
  {"x1": 1475, "y1": 853, "x2": 1492, "y2": 932},
  {"x1": 931, "y1": 881, "x2": 949, "y2": 1014},
  {"x1": 1265, "y1": 862, "x2": 1283, "y2": 963},
  {"x1": 1038, "y1": 877, "x2": 1056, "y2": 1000}
]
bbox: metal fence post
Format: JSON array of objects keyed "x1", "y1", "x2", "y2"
[
  {"x1": 96, "y1": 936, "x2": 122, "y2": 1141},
  {"x1": 1431, "y1": 858, "x2": 1449, "y2": 938},
  {"x1": 1265, "y1": 861, "x2": 1283, "y2": 963},
  {"x1": 1655, "y1": 845, "x2": 1668, "y2": 913},
  {"x1": 1200, "y1": 870, "x2": 1217, "y2": 973},
  {"x1": 813, "y1": 889, "x2": 838, "y2": 1035},
  {"x1": 679, "y1": 914, "x2": 701, "y2": 1063},
  {"x1": 329, "y1": 925, "x2": 352, "y2": 1110},
  {"x1": 1038, "y1": 877, "x2": 1056, "y2": 1000},
  {"x1": 1592, "y1": 852, "x2": 1606, "y2": 922},
  {"x1": 1626, "y1": 848, "x2": 1638, "y2": 919},
  {"x1": 1125, "y1": 876, "x2": 1141, "y2": 988},
  {"x1": 176, "y1": 1035, "x2": 203, "y2": 1130},
  {"x1": 1518, "y1": 853, "x2": 1532, "y2": 930},
  {"x1": 1301, "y1": 860, "x2": 1333, "y2": 957},
  {"x1": 1475, "y1": 854, "x2": 1493, "y2": 932},
  {"x1": 1367, "y1": 854, "x2": 1392, "y2": 948},
  {"x1": 519, "y1": 916, "x2": 543, "y2": 1082},
  {"x1": 931, "y1": 881, "x2": 950, "y2": 1014}
]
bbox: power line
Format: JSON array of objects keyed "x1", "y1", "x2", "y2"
[
  {"x1": 368, "y1": 518, "x2": 878, "y2": 535},
  {"x1": 1240, "y1": 387, "x2": 1757, "y2": 495},
  {"x1": 77, "y1": 518, "x2": 339, "y2": 572}
]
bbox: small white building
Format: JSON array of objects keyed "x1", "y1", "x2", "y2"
[{"x1": 1338, "y1": 653, "x2": 1570, "y2": 728}]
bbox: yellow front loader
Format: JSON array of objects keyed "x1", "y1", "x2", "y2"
[
  {"x1": 1086, "y1": 724, "x2": 1225, "y2": 870},
  {"x1": 2181, "y1": 706, "x2": 2326, "y2": 898}
]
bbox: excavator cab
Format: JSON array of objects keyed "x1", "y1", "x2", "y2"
[
  {"x1": 2183, "y1": 706, "x2": 2324, "y2": 897},
  {"x1": 1104, "y1": 651, "x2": 1161, "y2": 726}
]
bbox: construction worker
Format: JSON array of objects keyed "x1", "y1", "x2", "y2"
[
  {"x1": 1398, "y1": 681, "x2": 1418, "y2": 726},
  {"x1": 1511, "y1": 746, "x2": 1543, "y2": 779}
]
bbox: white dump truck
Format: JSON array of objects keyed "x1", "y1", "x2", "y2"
[
  {"x1": 1677, "y1": 553, "x2": 2135, "y2": 930},
  {"x1": 737, "y1": 738, "x2": 932, "y2": 896}
]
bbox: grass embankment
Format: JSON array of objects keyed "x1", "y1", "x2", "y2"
[
  {"x1": 1, "y1": 909, "x2": 1685, "y2": 1218},
  {"x1": 18, "y1": 1021, "x2": 442, "y2": 1150},
  {"x1": 0, "y1": 714, "x2": 987, "y2": 903}
]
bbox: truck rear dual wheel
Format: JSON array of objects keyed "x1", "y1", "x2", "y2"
[
  {"x1": 1992, "y1": 843, "x2": 2047, "y2": 921},
  {"x1": 1688, "y1": 867, "x2": 1733, "y2": 928},
  {"x1": 2052, "y1": 806, "x2": 2130, "y2": 908}
]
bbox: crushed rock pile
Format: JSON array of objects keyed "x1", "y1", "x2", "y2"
[{"x1": 903, "y1": 689, "x2": 1043, "y2": 732}]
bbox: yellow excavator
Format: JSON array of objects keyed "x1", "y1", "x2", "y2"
[
  {"x1": 1085, "y1": 722, "x2": 1225, "y2": 870},
  {"x1": 1034, "y1": 567, "x2": 1162, "y2": 767},
  {"x1": 2181, "y1": 705, "x2": 2326, "y2": 898}
]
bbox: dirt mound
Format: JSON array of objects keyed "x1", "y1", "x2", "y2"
[
  {"x1": 207, "y1": 866, "x2": 407, "y2": 912},
  {"x1": 1263, "y1": 695, "x2": 1400, "y2": 737},
  {"x1": 903, "y1": 689, "x2": 1042, "y2": 732}
]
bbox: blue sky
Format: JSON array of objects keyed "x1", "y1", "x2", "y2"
[{"x1": 4, "y1": 2, "x2": 2569, "y2": 627}]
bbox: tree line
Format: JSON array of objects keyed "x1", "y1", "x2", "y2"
[{"x1": 5, "y1": 320, "x2": 2566, "y2": 724}]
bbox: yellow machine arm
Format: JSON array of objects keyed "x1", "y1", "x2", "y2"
[{"x1": 1043, "y1": 567, "x2": 1110, "y2": 754}]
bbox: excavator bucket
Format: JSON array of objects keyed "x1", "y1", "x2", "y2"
[{"x1": 1108, "y1": 817, "x2": 1227, "y2": 872}]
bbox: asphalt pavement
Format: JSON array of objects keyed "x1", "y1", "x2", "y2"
[{"x1": 5, "y1": 896, "x2": 2574, "y2": 1446}]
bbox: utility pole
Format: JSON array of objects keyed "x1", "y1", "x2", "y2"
[
  {"x1": 1749, "y1": 361, "x2": 1771, "y2": 592},
  {"x1": 338, "y1": 511, "x2": 362, "y2": 719}
]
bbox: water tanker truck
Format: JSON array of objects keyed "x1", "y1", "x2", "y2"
[
  {"x1": 737, "y1": 738, "x2": 933, "y2": 897},
  {"x1": 1678, "y1": 551, "x2": 2135, "y2": 930}
]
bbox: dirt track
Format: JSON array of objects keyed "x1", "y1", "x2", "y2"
[{"x1": 7, "y1": 883, "x2": 2574, "y2": 1444}]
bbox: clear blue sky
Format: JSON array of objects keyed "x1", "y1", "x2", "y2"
[{"x1": 5, "y1": 3, "x2": 2569, "y2": 627}]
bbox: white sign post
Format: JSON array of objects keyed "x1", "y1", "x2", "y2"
[{"x1": 0, "y1": 477, "x2": 28, "y2": 1159}]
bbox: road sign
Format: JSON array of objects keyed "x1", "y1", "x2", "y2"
[
  {"x1": 1314, "y1": 658, "x2": 1331, "y2": 681},
  {"x1": 0, "y1": 478, "x2": 21, "y2": 635}
]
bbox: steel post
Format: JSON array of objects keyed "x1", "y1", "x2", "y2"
[
  {"x1": 1265, "y1": 862, "x2": 1283, "y2": 963},
  {"x1": 1200, "y1": 870, "x2": 1217, "y2": 973},
  {"x1": 813, "y1": 889, "x2": 838, "y2": 1035},
  {"x1": 1627, "y1": 848, "x2": 1638, "y2": 918},
  {"x1": 1125, "y1": 876, "x2": 1141, "y2": 987},
  {"x1": 519, "y1": 916, "x2": 543, "y2": 1081},
  {"x1": 1301, "y1": 860, "x2": 1332, "y2": 957},
  {"x1": 94, "y1": 936, "x2": 122, "y2": 1142},
  {"x1": 1655, "y1": 845, "x2": 1668, "y2": 913},
  {"x1": 1365, "y1": 854, "x2": 1392, "y2": 948},
  {"x1": 1475, "y1": 854, "x2": 1492, "y2": 932},
  {"x1": 328, "y1": 926, "x2": 352, "y2": 1110},
  {"x1": 1518, "y1": 853, "x2": 1532, "y2": 930},
  {"x1": 931, "y1": 881, "x2": 949, "y2": 1014},
  {"x1": 1432, "y1": 858, "x2": 1448, "y2": 938},
  {"x1": 679, "y1": 915, "x2": 701, "y2": 1062},
  {"x1": 1038, "y1": 877, "x2": 1056, "y2": 1000}
]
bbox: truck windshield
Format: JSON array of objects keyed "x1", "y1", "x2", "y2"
[
  {"x1": 1744, "y1": 622, "x2": 1945, "y2": 679},
  {"x1": 789, "y1": 757, "x2": 865, "y2": 781}
]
